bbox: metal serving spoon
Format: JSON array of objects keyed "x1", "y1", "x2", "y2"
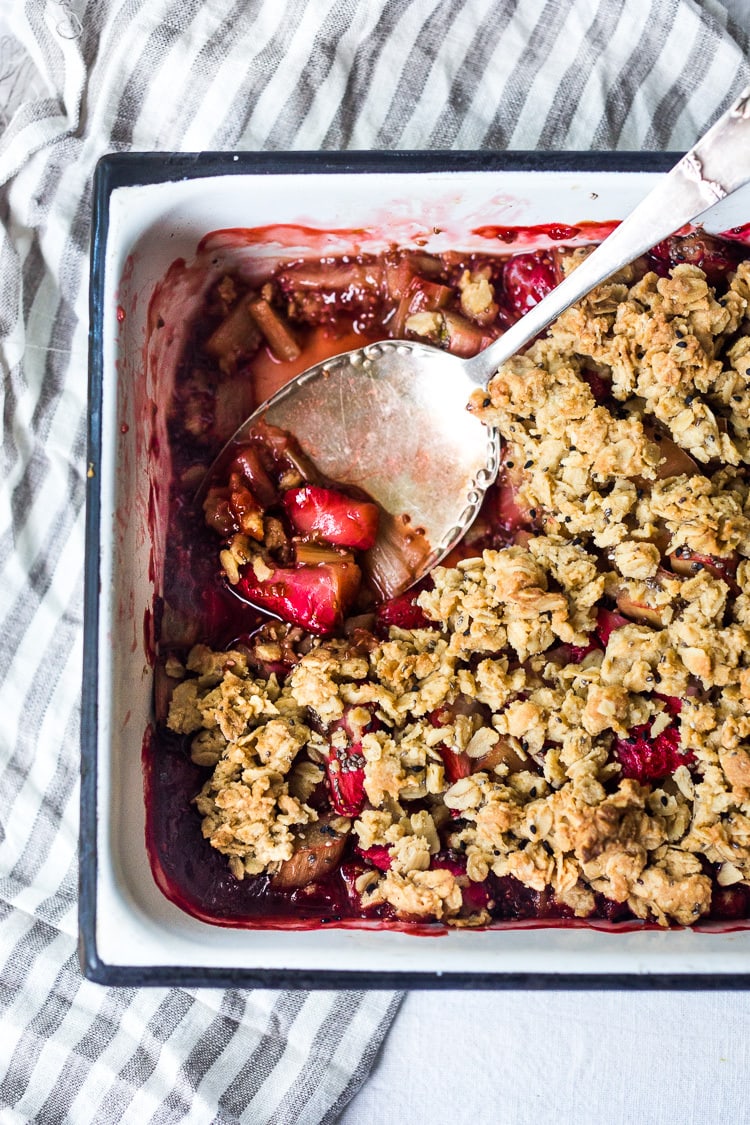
[{"x1": 207, "y1": 87, "x2": 750, "y2": 599}]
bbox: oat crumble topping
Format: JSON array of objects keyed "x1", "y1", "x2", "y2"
[{"x1": 165, "y1": 251, "x2": 750, "y2": 928}]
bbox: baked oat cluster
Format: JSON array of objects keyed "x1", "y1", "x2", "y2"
[{"x1": 167, "y1": 250, "x2": 750, "y2": 928}]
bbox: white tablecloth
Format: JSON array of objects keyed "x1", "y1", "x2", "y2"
[{"x1": 342, "y1": 989, "x2": 750, "y2": 1124}]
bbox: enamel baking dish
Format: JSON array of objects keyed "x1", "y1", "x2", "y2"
[{"x1": 81, "y1": 151, "x2": 750, "y2": 988}]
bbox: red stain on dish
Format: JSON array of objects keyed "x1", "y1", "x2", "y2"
[
  {"x1": 473, "y1": 219, "x2": 620, "y2": 244},
  {"x1": 198, "y1": 224, "x2": 369, "y2": 255},
  {"x1": 116, "y1": 305, "x2": 126, "y2": 323},
  {"x1": 719, "y1": 222, "x2": 750, "y2": 244}
]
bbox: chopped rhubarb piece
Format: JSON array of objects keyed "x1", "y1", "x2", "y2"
[
  {"x1": 248, "y1": 296, "x2": 301, "y2": 361},
  {"x1": 408, "y1": 278, "x2": 454, "y2": 312},
  {"x1": 595, "y1": 607, "x2": 631, "y2": 646},
  {"x1": 391, "y1": 276, "x2": 453, "y2": 337},
  {"x1": 470, "y1": 736, "x2": 530, "y2": 776},
  {"x1": 375, "y1": 586, "x2": 431, "y2": 633},
  {"x1": 227, "y1": 473, "x2": 264, "y2": 539},
  {"x1": 235, "y1": 560, "x2": 361, "y2": 635},
  {"x1": 356, "y1": 845, "x2": 392, "y2": 871},
  {"x1": 668, "y1": 548, "x2": 740, "y2": 593},
  {"x1": 279, "y1": 260, "x2": 385, "y2": 294},
  {"x1": 649, "y1": 433, "x2": 699, "y2": 481},
  {"x1": 228, "y1": 445, "x2": 277, "y2": 507},
  {"x1": 613, "y1": 587, "x2": 669, "y2": 628},
  {"x1": 284, "y1": 485, "x2": 379, "y2": 551},
  {"x1": 384, "y1": 253, "x2": 442, "y2": 301},
  {"x1": 441, "y1": 310, "x2": 490, "y2": 357},
  {"x1": 204, "y1": 298, "x2": 262, "y2": 372},
  {"x1": 501, "y1": 250, "x2": 558, "y2": 319},
  {"x1": 294, "y1": 541, "x2": 354, "y2": 566},
  {"x1": 613, "y1": 721, "x2": 695, "y2": 785},
  {"x1": 271, "y1": 818, "x2": 349, "y2": 890}
]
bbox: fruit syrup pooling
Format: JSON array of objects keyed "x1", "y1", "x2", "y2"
[{"x1": 147, "y1": 226, "x2": 750, "y2": 930}]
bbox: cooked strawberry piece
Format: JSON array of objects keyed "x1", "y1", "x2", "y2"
[
  {"x1": 340, "y1": 861, "x2": 394, "y2": 916},
  {"x1": 648, "y1": 232, "x2": 742, "y2": 283},
  {"x1": 283, "y1": 485, "x2": 379, "y2": 551},
  {"x1": 375, "y1": 586, "x2": 431, "y2": 633},
  {"x1": 322, "y1": 705, "x2": 380, "y2": 817},
  {"x1": 496, "y1": 479, "x2": 528, "y2": 532},
  {"x1": 429, "y1": 697, "x2": 488, "y2": 782},
  {"x1": 235, "y1": 559, "x2": 361, "y2": 635},
  {"x1": 594, "y1": 894, "x2": 633, "y2": 923},
  {"x1": 202, "y1": 487, "x2": 237, "y2": 537},
  {"x1": 430, "y1": 852, "x2": 464, "y2": 878},
  {"x1": 502, "y1": 250, "x2": 558, "y2": 319},
  {"x1": 490, "y1": 875, "x2": 575, "y2": 921},
  {"x1": 595, "y1": 607, "x2": 630, "y2": 646},
  {"x1": 655, "y1": 694, "x2": 682, "y2": 717},
  {"x1": 431, "y1": 852, "x2": 491, "y2": 912},
  {"x1": 333, "y1": 703, "x2": 380, "y2": 743},
  {"x1": 356, "y1": 845, "x2": 392, "y2": 871},
  {"x1": 711, "y1": 882, "x2": 750, "y2": 921},
  {"x1": 613, "y1": 721, "x2": 694, "y2": 785},
  {"x1": 437, "y1": 744, "x2": 472, "y2": 782},
  {"x1": 582, "y1": 368, "x2": 611, "y2": 405},
  {"x1": 567, "y1": 640, "x2": 600, "y2": 663},
  {"x1": 325, "y1": 742, "x2": 367, "y2": 816}
]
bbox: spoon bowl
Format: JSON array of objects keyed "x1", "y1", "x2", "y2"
[{"x1": 203, "y1": 339, "x2": 499, "y2": 598}]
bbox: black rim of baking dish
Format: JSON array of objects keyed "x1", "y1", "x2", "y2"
[{"x1": 82, "y1": 148, "x2": 750, "y2": 989}]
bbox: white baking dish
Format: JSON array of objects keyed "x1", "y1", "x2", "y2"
[{"x1": 81, "y1": 152, "x2": 750, "y2": 987}]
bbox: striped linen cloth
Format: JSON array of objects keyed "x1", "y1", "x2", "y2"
[{"x1": 0, "y1": 1, "x2": 748, "y2": 1121}]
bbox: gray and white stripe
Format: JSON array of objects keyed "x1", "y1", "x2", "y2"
[{"x1": 0, "y1": 1, "x2": 748, "y2": 1121}]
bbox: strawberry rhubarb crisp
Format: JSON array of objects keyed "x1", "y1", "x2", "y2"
[{"x1": 153, "y1": 228, "x2": 750, "y2": 929}]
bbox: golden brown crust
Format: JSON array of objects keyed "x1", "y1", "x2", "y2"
[{"x1": 166, "y1": 256, "x2": 750, "y2": 927}]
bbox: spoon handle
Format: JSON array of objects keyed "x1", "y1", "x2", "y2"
[{"x1": 463, "y1": 85, "x2": 750, "y2": 391}]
